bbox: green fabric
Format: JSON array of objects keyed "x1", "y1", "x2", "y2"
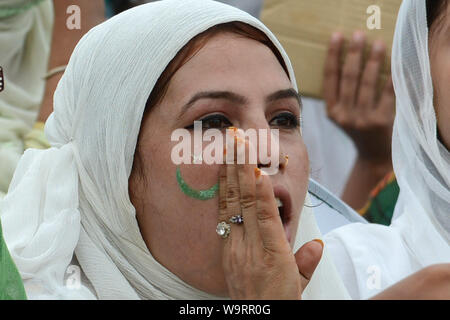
[
  {"x1": 0, "y1": 219, "x2": 27, "y2": 300},
  {"x1": 364, "y1": 178, "x2": 400, "y2": 225}
]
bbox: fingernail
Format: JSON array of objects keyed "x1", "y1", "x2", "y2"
[
  {"x1": 254, "y1": 167, "x2": 261, "y2": 179},
  {"x1": 313, "y1": 238, "x2": 324, "y2": 248},
  {"x1": 352, "y1": 31, "x2": 365, "y2": 43},
  {"x1": 372, "y1": 41, "x2": 385, "y2": 53},
  {"x1": 227, "y1": 126, "x2": 238, "y2": 135},
  {"x1": 331, "y1": 32, "x2": 342, "y2": 43}
]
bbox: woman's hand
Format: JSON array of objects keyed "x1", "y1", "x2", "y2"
[
  {"x1": 323, "y1": 31, "x2": 395, "y2": 163},
  {"x1": 323, "y1": 31, "x2": 396, "y2": 210},
  {"x1": 218, "y1": 134, "x2": 323, "y2": 299}
]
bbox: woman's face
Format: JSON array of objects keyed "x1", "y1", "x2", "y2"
[
  {"x1": 130, "y1": 32, "x2": 309, "y2": 296},
  {"x1": 429, "y1": 3, "x2": 450, "y2": 149}
]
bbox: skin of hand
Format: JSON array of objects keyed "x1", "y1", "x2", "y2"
[
  {"x1": 218, "y1": 132, "x2": 323, "y2": 299},
  {"x1": 371, "y1": 264, "x2": 450, "y2": 300},
  {"x1": 323, "y1": 31, "x2": 396, "y2": 210},
  {"x1": 38, "y1": 0, "x2": 105, "y2": 122}
]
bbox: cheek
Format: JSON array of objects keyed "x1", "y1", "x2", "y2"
[
  {"x1": 290, "y1": 144, "x2": 309, "y2": 209},
  {"x1": 430, "y1": 42, "x2": 450, "y2": 107},
  {"x1": 140, "y1": 139, "x2": 225, "y2": 274},
  {"x1": 144, "y1": 137, "x2": 222, "y2": 225},
  {"x1": 283, "y1": 135, "x2": 309, "y2": 182},
  {"x1": 429, "y1": 44, "x2": 450, "y2": 145},
  {"x1": 282, "y1": 137, "x2": 309, "y2": 240},
  {"x1": 436, "y1": 61, "x2": 450, "y2": 113}
]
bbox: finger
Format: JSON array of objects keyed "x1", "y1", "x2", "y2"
[
  {"x1": 255, "y1": 173, "x2": 290, "y2": 253},
  {"x1": 218, "y1": 127, "x2": 236, "y2": 222},
  {"x1": 340, "y1": 31, "x2": 366, "y2": 109},
  {"x1": 323, "y1": 32, "x2": 344, "y2": 113},
  {"x1": 375, "y1": 75, "x2": 395, "y2": 118},
  {"x1": 218, "y1": 164, "x2": 236, "y2": 247},
  {"x1": 236, "y1": 137, "x2": 261, "y2": 243},
  {"x1": 218, "y1": 164, "x2": 228, "y2": 221},
  {"x1": 356, "y1": 40, "x2": 386, "y2": 113},
  {"x1": 294, "y1": 239, "x2": 324, "y2": 290},
  {"x1": 225, "y1": 130, "x2": 244, "y2": 243}
]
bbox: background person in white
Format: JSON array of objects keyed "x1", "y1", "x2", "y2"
[{"x1": 325, "y1": 0, "x2": 450, "y2": 299}]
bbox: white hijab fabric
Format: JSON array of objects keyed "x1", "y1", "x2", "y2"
[
  {"x1": 0, "y1": 0, "x2": 53, "y2": 198},
  {"x1": 1, "y1": 0, "x2": 349, "y2": 299},
  {"x1": 324, "y1": 0, "x2": 450, "y2": 299}
]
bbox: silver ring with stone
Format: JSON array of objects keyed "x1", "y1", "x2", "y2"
[
  {"x1": 216, "y1": 221, "x2": 231, "y2": 239},
  {"x1": 229, "y1": 215, "x2": 244, "y2": 224}
]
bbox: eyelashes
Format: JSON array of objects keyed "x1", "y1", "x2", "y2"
[
  {"x1": 185, "y1": 112, "x2": 300, "y2": 130},
  {"x1": 269, "y1": 112, "x2": 300, "y2": 128},
  {"x1": 185, "y1": 114, "x2": 232, "y2": 130}
]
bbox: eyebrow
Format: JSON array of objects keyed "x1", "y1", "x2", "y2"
[{"x1": 177, "y1": 88, "x2": 302, "y2": 120}]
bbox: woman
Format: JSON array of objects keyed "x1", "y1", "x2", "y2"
[
  {"x1": 0, "y1": 0, "x2": 349, "y2": 299},
  {"x1": 324, "y1": 0, "x2": 450, "y2": 299}
]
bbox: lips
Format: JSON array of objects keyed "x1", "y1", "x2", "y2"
[{"x1": 273, "y1": 185, "x2": 293, "y2": 243}]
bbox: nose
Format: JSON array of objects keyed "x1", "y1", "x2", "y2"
[
  {"x1": 239, "y1": 119, "x2": 287, "y2": 174},
  {"x1": 256, "y1": 139, "x2": 288, "y2": 173}
]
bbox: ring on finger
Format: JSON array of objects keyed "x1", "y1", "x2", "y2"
[
  {"x1": 229, "y1": 215, "x2": 244, "y2": 224},
  {"x1": 216, "y1": 221, "x2": 231, "y2": 239}
]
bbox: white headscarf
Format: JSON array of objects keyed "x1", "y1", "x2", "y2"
[
  {"x1": 324, "y1": 0, "x2": 450, "y2": 299},
  {"x1": 1, "y1": 0, "x2": 349, "y2": 299},
  {"x1": 0, "y1": 0, "x2": 53, "y2": 198}
]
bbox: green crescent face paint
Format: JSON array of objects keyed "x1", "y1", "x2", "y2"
[{"x1": 176, "y1": 166, "x2": 218, "y2": 200}]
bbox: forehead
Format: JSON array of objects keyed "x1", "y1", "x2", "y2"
[{"x1": 164, "y1": 32, "x2": 292, "y2": 102}]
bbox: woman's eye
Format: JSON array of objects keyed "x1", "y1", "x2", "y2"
[
  {"x1": 185, "y1": 114, "x2": 232, "y2": 130},
  {"x1": 269, "y1": 112, "x2": 300, "y2": 128}
]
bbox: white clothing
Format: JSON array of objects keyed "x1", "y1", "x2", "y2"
[
  {"x1": 0, "y1": 0, "x2": 53, "y2": 198},
  {"x1": 324, "y1": 0, "x2": 450, "y2": 299}
]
